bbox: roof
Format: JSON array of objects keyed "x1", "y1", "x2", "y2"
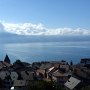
[
  {"x1": 48, "y1": 67, "x2": 54, "y2": 71},
  {"x1": 53, "y1": 63, "x2": 60, "y2": 68},
  {"x1": 0, "y1": 70, "x2": 10, "y2": 80},
  {"x1": 0, "y1": 61, "x2": 5, "y2": 69},
  {"x1": 48, "y1": 67, "x2": 54, "y2": 73},
  {"x1": 0, "y1": 61, "x2": 12, "y2": 69},
  {"x1": 63, "y1": 72, "x2": 72, "y2": 76},
  {"x1": 48, "y1": 67, "x2": 57, "y2": 74},
  {"x1": 21, "y1": 71, "x2": 34, "y2": 80},
  {"x1": 40, "y1": 63, "x2": 52, "y2": 69},
  {"x1": 52, "y1": 70, "x2": 64, "y2": 77},
  {"x1": 60, "y1": 64, "x2": 69, "y2": 68},
  {"x1": 10, "y1": 72, "x2": 18, "y2": 81},
  {"x1": 64, "y1": 77, "x2": 81, "y2": 90},
  {"x1": 51, "y1": 61, "x2": 68, "y2": 65},
  {"x1": 14, "y1": 67, "x2": 34, "y2": 73},
  {"x1": 37, "y1": 69, "x2": 45, "y2": 75},
  {"x1": 3, "y1": 61, "x2": 12, "y2": 67},
  {"x1": 4, "y1": 54, "x2": 11, "y2": 64}
]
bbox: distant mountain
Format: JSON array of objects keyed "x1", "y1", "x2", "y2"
[{"x1": 0, "y1": 32, "x2": 90, "y2": 43}]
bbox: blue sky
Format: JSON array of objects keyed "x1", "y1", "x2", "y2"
[{"x1": 0, "y1": 0, "x2": 90, "y2": 35}]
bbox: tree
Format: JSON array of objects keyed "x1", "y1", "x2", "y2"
[
  {"x1": 27, "y1": 81, "x2": 66, "y2": 90},
  {"x1": 0, "y1": 78, "x2": 3, "y2": 88}
]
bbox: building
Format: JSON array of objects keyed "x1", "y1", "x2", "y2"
[
  {"x1": 52, "y1": 70, "x2": 72, "y2": 84},
  {"x1": 0, "y1": 70, "x2": 10, "y2": 80},
  {"x1": 80, "y1": 58, "x2": 90, "y2": 65},
  {"x1": 36, "y1": 69, "x2": 45, "y2": 79},
  {"x1": 0, "y1": 61, "x2": 12, "y2": 69},
  {"x1": 13, "y1": 80, "x2": 27, "y2": 90},
  {"x1": 4, "y1": 54, "x2": 11, "y2": 64},
  {"x1": 10, "y1": 72, "x2": 18, "y2": 81},
  {"x1": 74, "y1": 67, "x2": 90, "y2": 80},
  {"x1": 40, "y1": 63, "x2": 53, "y2": 69},
  {"x1": 59, "y1": 64, "x2": 70, "y2": 72},
  {"x1": 21, "y1": 71, "x2": 34, "y2": 80},
  {"x1": 64, "y1": 77, "x2": 81, "y2": 90}
]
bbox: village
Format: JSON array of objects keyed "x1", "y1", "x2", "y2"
[{"x1": 0, "y1": 54, "x2": 90, "y2": 90}]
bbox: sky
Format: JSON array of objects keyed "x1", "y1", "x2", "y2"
[{"x1": 0, "y1": 0, "x2": 90, "y2": 35}]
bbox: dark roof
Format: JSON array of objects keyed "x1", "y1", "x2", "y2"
[
  {"x1": 4, "y1": 54, "x2": 11, "y2": 64},
  {"x1": 14, "y1": 67, "x2": 34, "y2": 73}
]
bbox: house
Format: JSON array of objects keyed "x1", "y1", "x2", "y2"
[
  {"x1": 52, "y1": 70, "x2": 72, "y2": 84},
  {"x1": 53, "y1": 63, "x2": 60, "y2": 68},
  {"x1": 3, "y1": 61, "x2": 12, "y2": 67},
  {"x1": 51, "y1": 60, "x2": 68, "y2": 65},
  {"x1": 0, "y1": 61, "x2": 12, "y2": 70},
  {"x1": 0, "y1": 70, "x2": 13, "y2": 89},
  {"x1": 45, "y1": 65, "x2": 72, "y2": 84},
  {"x1": 13, "y1": 65, "x2": 35, "y2": 80},
  {"x1": 59, "y1": 60, "x2": 68, "y2": 65},
  {"x1": 32, "y1": 62, "x2": 41, "y2": 69},
  {"x1": 36, "y1": 69, "x2": 45, "y2": 79},
  {"x1": 47, "y1": 67, "x2": 58, "y2": 79},
  {"x1": 48, "y1": 67, "x2": 55, "y2": 73},
  {"x1": 13, "y1": 80, "x2": 26, "y2": 86},
  {"x1": 64, "y1": 77, "x2": 81, "y2": 90},
  {"x1": 36, "y1": 63, "x2": 53, "y2": 79},
  {"x1": 40, "y1": 63, "x2": 53, "y2": 69},
  {"x1": 21, "y1": 71, "x2": 34, "y2": 80},
  {"x1": 13, "y1": 80, "x2": 27, "y2": 90},
  {"x1": 0, "y1": 61, "x2": 6, "y2": 69},
  {"x1": 10, "y1": 72, "x2": 18, "y2": 81},
  {"x1": 80, "y1": 58, "x2": 90, "y2": 65},
  {"x1": 0, "y1": 70, "x2": 10, "y2": 80},
  {"x1": 59, "y1": 64, "x2": 70, "y2": 72},
  {"x1": 73, "y1": 67, "x2": 90, "y2": 80}
]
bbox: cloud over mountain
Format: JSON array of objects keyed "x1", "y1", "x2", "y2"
[
  {"x1": 0, "y1": 22, "x2": 5, "y2": 32},
  {"x1": 0, "y1": 21, "x2": 90, "y2": 36}
]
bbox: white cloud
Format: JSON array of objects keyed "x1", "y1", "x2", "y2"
[
  {"x1": 0, "y1": 22, "x2": 5, "y2": 32},
  {"x1": 0, "y1": 21, "x2": 90, "y2": 36}
]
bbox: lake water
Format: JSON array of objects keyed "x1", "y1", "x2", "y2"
[{"x1": 0, "y1": 41, "x2": 90, "y2": 64}]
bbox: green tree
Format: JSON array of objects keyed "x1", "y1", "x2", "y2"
[
  {"x1": 27, "y1": 80, "x2": 66, "y2": 90},
  {"x1": 81, "y1": 85, "x2": 90, "y2": 90}
]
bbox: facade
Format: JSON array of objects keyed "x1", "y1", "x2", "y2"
[
  {"x1": 80, "y1": 58, "x2": 90, "y2": 64},
  {"x1": 13, "y1": 80, "x2": 27, "y2": 90}
]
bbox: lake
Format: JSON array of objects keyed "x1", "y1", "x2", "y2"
[{"x1": 0, "y1": 41, "x2": 90, "y2": 64}]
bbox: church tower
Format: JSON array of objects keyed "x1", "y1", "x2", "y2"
[{"x1": 4, "y1": 54, "x2": 11, "y2": 64}]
